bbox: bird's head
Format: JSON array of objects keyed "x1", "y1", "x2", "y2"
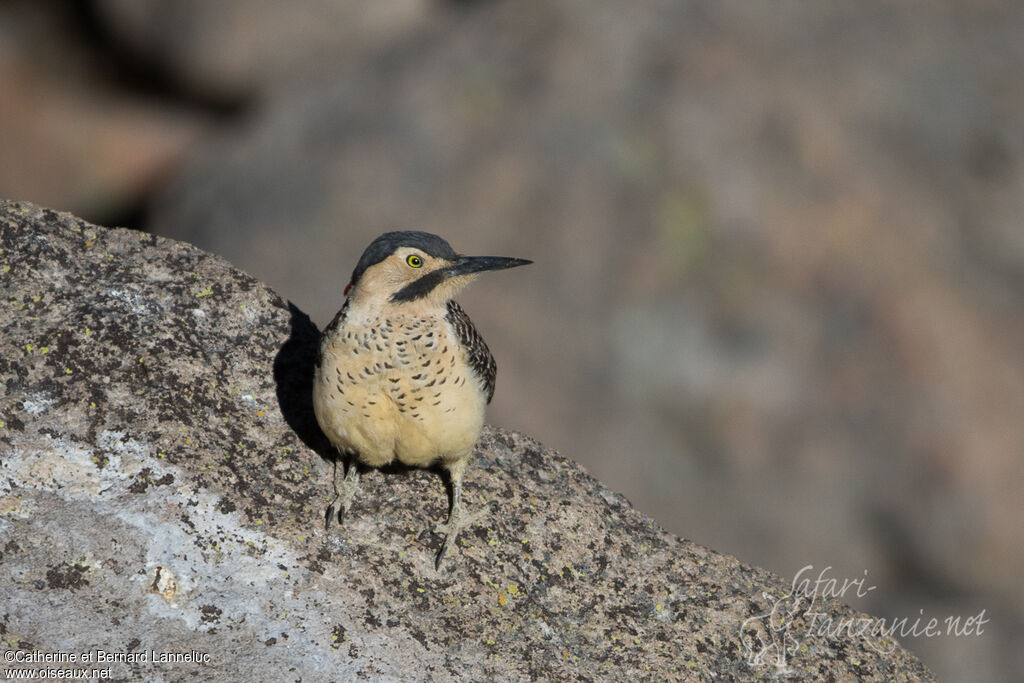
[{"x1": 344, "y1": 231, "x2": 531, "y2": 311}]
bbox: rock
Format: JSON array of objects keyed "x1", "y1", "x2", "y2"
[{"x1": 0, "y1": 200, "x2": 934, "y2": 680}]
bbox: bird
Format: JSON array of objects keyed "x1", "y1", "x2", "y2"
[{"x1": 313, "y1": 231, "x2": 531, "y2": 569}]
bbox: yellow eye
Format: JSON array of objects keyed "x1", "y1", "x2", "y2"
[{"x1": 406, "y1": 254, "x2": 424, "y2": 268}]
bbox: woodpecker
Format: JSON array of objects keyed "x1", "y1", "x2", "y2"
[{"x1": 313, "y1": 231, "x2": 531, "y2": 569}]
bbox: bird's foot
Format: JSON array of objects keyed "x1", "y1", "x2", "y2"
[
  {"x1": 433, "y1": 504, "x2": 488, "y2": 570},
  {"x1": 434, "y1": 517, "x2": 460, "y2": 571},
  {"x1": 324, "y1": 462, "x2": 360, "y2": 530}
]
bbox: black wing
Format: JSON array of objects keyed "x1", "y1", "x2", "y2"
[
  {"x1": 316, "y1": 298, "x2": 349, "y2": 369},
  {"x1": 446, "y1": 300, "x2": 497, "y2": 403}
]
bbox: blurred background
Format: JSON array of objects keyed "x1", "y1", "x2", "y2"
[{"x1": 3, "y1": 0, "x2": 1022, "y2": 679}]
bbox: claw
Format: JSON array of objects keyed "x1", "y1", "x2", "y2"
[
  {"x1": 436, "y1": 528, "x2": 458, "y2": 570},
  {"x1": 324, "y1": 457, "x2": 360, "y2": 531}
]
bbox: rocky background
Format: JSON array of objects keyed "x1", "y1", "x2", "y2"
[{"x1": 2, "y1": 1, "x2": 1022, "y2": 680}]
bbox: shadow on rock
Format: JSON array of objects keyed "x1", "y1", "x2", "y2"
[{"x1": 273, "y1": 302, "x2": 334, "y2": 461}]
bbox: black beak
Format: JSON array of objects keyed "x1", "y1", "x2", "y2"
[
  {"x1": 446, "y1": 255, "x2": 532, "y2": 278},
  {"x1": 390, "y1": 254, "x2": 531, "y2": 303}
]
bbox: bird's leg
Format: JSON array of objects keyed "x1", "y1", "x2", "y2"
[
  {"x1": 325, "y1": 454, "x2": 360, "y2": 529},
  {"x1": 436, "y1": 458, "x2": 484, "y2": 569}
]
